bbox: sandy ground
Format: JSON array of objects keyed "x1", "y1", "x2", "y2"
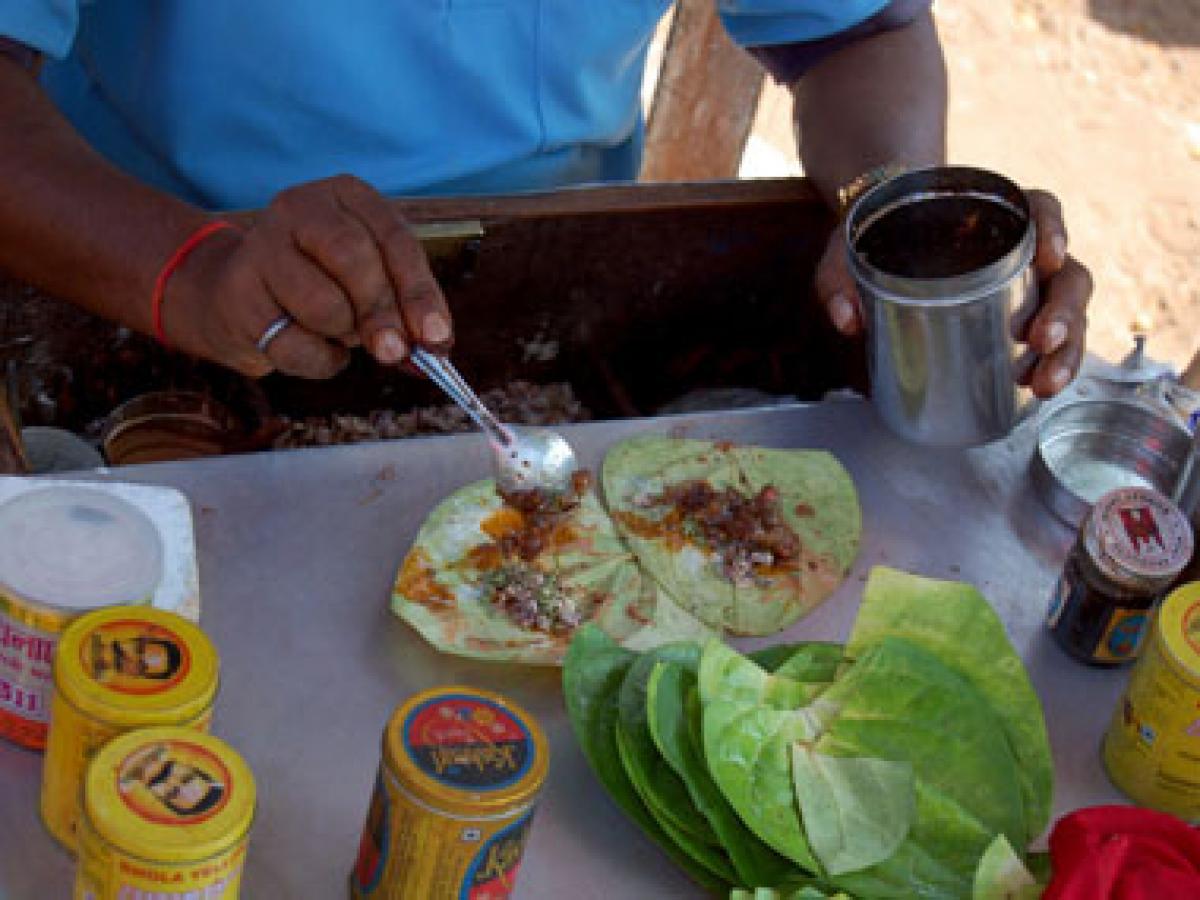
[{"x1": 739, "y1": 0, "x2": 1200, "y2": 374}]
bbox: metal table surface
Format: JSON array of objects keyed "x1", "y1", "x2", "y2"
[{"x1": 0, "y1": 398, "x2": 1127, "y2": 898}]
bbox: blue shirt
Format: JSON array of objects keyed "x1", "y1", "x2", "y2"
[{"x1": 2, "y1": 1, "x2": 887, "y2": 210}]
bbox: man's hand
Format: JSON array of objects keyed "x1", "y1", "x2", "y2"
[
  {"x1": 163, "y1": 175, "x2": 453, "y2": 378},
  {"x1": 815, "y1": 187, "x2": 1092, "y2": 399}
]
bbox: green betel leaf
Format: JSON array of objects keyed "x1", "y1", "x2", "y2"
[
  {"x1": 790, "y1": 748, "x2": 915, "y2": 876},
  {"x1": 746, "y1": 643, "x2": 810, "y2": 672},
  {"x1": 562, "y1": 625, "x2": 652, "y2": 833},
  {"x1": 704, "y1": 697, "x2": 822, "y2": 872},
  {"x1": 1026, "y1": 851, "x2": 1052, "y2": 886},
  {"x1": 971, "y1": 835, "x2": 1041, "y2": 900},
  {"x1": 846, "y1": 567, "x2": 1053, "y2": 843},
  {"x1": 562, "y1": 625, "x2": 731, "y2": 893},
  {"x1": 810, "y1": 638, "x2": 1026, "y2": 899},
  {"x1": 614, "y1": 720, "x2": 738, "y2": 884},
  {"x1": 699, "y1": 639, "x2": 826, "y2": 712},
  {"x1": 602, "y1": 436, "x2": 861, "y2": 637},
  {"x1": 649, "y1": 661, "x2": 801, "y2": 889},
  {"x1": 769, "y1": 643, "x2": 844, "y2": 684},
  {"x1": 394, "y1": 479, "x2": 659, "y2": 665},
  {"x1": 696, "y1": 640, "x2": 847, "y2": 874},
  {"x1": 603, "y1": 436, "x2": 740, "y2": 629},
  {"x1": 616, "y1": 643, "x2": 718, "y2": 847},
  {"x1": 701, "y1": 635, "x2": 1029, "y2": 899},
  {"x1": 729, "y1": 887, "x2": 855, "y2": 900},
  {"x1": 620, "y1": 586, "x2": 718, "y2": 653},
  {"x1": 729, "y1": 446, "x2": 861, "y2": 635}
]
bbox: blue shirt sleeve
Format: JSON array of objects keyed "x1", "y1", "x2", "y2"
[
  {"x1": 0, "y1": 1, "x2": 79, "y2": 60},
  {"x1": 745, "y1": 0, "x2": 933, "y2": 83},
  {"x1": 718, "y1": 0, "x2": 890, "y2": 47}
]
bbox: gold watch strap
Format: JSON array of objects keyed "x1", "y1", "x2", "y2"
[{"x1": 836, "y1": 162, "x2": 911, "y2": 220}]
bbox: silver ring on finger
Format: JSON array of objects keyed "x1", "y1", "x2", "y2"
[{"x1": 256, "y1": 313, "x2": 293, "y2": 353}]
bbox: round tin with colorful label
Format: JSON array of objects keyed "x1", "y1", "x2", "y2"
[
  {"x1": 0, "y1": 486, "x2": 163, "y2": 749},
  {"x1": 1103, "y1": 581, "x2": 1200, "y2": 819},
  {"x1": 351, "y1": 686, "x2": 548, "y2": 899},
  {"x1": 74, "y1": 727, "x2": 255, "y2": 899},
  {"x1": 42, "y1": 605, "x2": 219, "y2": 852},
  {"x1": 1047, "y1": 486, "x2": 1193, "y2": 666}
]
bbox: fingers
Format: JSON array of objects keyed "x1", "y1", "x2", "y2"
[
  {"x1": 332, "y1": 176, "x2": 454, "y2": 354},
  {"x1": 250, "y1": 223, "x2": 356, "y2": 339},
  {"x1": 210, "y1": 247, "x2": 350, "y2": 379},
  {"x1": 259, "y1": 318, "x2": 351, "y2": 379},
  {"x1": 1025, "y1": 255, "x2": 1092, "y2": 398},
  {"x1": 1026, "y1": 189, "x2": 1068, "y2": 278},
  {"x1": 815, "y1": 226, "x2": 864, "y2": 336},
  {"x1": 274, "y1": 178, "x2": 411, "y2": 364}
]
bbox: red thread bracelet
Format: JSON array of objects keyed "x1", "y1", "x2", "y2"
[{"x1": 151, "y1": 219, "x2": 239, "y2": 346}]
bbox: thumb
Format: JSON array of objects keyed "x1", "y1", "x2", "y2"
[{"x1": 816, "y1": 227, "x2": 864, "y2": 336}]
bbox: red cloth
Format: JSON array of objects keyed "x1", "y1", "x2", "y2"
[{"x1": 1043, "y1": 805, "x2": 1200, "y2": 900}]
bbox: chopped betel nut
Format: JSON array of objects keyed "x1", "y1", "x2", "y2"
[
  {"x1": 483, "y1": 563, "x2": 588, "y2": 634},
  {"x1": 480, "y1": 474, "x2": 599, "y2": 634},
  {"x1": 275, "y1": 381, "x2": 589, "y2": 448},
  {"x1": 645, "y1": 480, "x2": 801, "y2": 585}
]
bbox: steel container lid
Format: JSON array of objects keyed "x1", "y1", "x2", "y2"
[
  {"x1": 383, "y1": 686, "x2": 548, "y2": 818},
  {"x1": 0, "y1": 486, "x2": 162, "y2": 628},
  {"x1": 1083, "y1": 486, "x2": 1194, "y2": 593},
  {"x1": 83, "y1": 727, "x2": 255, "y2": 862},
  {"x1": 53, "y1": 605, "x2": 218, "y2": 726},
  {"x1": 1154, "y1": 582, "x2": 1200, "y2": 687}
]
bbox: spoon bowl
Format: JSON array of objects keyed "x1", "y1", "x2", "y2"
[
  {"x1": 409, "y1": 349, "x2": 580, "y2": 498},
  {"x1": 493, "y1": 425, "x2": 579, "y2": 496}
]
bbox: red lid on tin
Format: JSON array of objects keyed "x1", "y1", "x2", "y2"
[{"x1": 1085, "y1": 487, "x2": 1194, "y2": 592}]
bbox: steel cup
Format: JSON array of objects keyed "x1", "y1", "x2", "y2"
[{"x1": 845, "y1": 166, "x2": 1039, "y2": 446}]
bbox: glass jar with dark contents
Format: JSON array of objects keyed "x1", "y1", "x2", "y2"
[{"x1": 1047, "y1": 486, "x2": 1193, "y2": 666}]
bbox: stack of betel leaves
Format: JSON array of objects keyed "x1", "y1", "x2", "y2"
[
  {"x1": 564, "y1": 566, "x2": 1052, "y2": 899},
  {"x1": 392, "y1": 436, "x2": 861, "y2": 664}
]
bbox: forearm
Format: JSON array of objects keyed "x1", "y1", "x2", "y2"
[
  {"x1": 791, "y1": 10, "x2": 947, "y2": 209},
  {"x1": 0, "y1": 53, "x2": 210, "y2": 336}
]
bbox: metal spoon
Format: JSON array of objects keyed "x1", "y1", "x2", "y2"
[{"x1": 409, "y1": 348, "x2": 579, "y2": 496}]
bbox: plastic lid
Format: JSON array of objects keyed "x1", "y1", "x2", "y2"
[
  {"x1": 83, "y1": 727, "x2": 255, "y2": 861},
  {"x1": 384, "y1": 686, "x2": 548, "y2": 817},
  {"x1": 1156, "y1": 582, "x2": 1200, "y2": 686},
  {"x1": 1085, "y1": 486, "x2": 1193, "y2": 591},
  {"x1": 54, "y1": 606, "x2": 218, "y2": 725},
  {"x1": 0, "y1": 486, "x2": 163, "y2": 611}
]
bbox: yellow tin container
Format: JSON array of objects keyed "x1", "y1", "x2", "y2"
[
  {"x1": 350, "y1": 686, "x2": 549, "y2": 899},
  {"x1": 42, "y1": 605, "x2": 219, "y2": 852},
  {"x1": 74, "y1": 727, "x2": 255, "y2": 899},
  {"x1": 1103, "y1": 581, "x2": 1200, "y2": 819},
  {"x1": 0, "y1": 486, "x2": 163, "y2": 750}
]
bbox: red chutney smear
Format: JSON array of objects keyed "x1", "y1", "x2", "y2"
[{"x1": 638, "y1": 480, "x2": 802, "y2": 584}]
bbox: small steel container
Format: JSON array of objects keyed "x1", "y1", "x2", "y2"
[
  {"x1": 350, "y1": 686, "x2": 548, "y2": 899},
  {"x1": 0, "y1": 486, "x2": 163, "y2": 750},
  {"x1": 41, "y1": 605, "x2": 219, "y2": 852},
  {"x1": 1046, "y1": 486, "x2": 1193, "y2": 666},
  {"x1": 74, "y1": 727, "x2": 255, "y2": 899},
  {"x1": 1103, "y1": 581, "x2": 1200, "y2": 819},
  {"x1": 845, "y1": 166, "x2": 1038, "y2": 446},
  {"x1": 1032, "y1": 398, "x2": 1195, "y2": 528}
]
